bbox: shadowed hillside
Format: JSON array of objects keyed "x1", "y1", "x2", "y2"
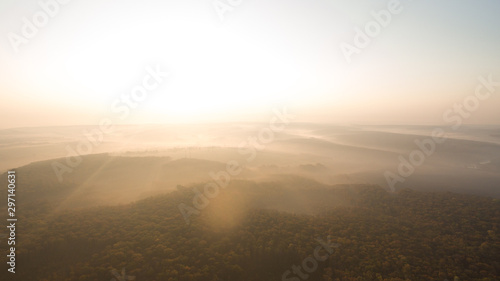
[{"x1": 2, "y1": 182, "x2": 499, "y2": 281}]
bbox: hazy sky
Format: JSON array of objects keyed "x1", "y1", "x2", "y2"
[{"x1": 1, "y1": 0, "x2": 499, "y2": 128}]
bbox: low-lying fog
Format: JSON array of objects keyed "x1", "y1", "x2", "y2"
[{"x1": 1, "y1": 123, "x2": 499, "y2": 209}]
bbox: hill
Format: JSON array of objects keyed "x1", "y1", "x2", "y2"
[{"x1": 2, "y1": 179, "x2": 499, "y2": 281}]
